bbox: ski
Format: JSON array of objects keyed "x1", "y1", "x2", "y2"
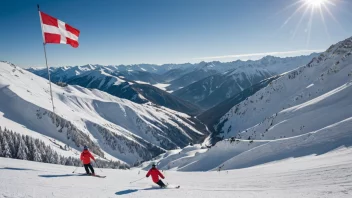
[
  {"x1": 164, "y1": 185, "x2": 180, "y2": 189},
  {"x1": 78, "y1": 173, "x2": 106, "y2": 178},
  {"x1": 92, "y1": 175, "x2": 106, "y2": 178}
]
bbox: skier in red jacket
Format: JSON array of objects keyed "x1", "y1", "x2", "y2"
[
  {"x1": 146, "y1": 164, "x2": 166, "y2": 188},
  {"x1": 80, "y1": 146, "x2": 96, "y2": 175}
]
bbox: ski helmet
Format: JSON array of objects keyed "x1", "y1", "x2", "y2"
[
  {"x1": 152, "y1": 163, "x2": 156, "y2": 167},
  {"x1": 83, "y1": 145, "x2": 88, "y2": 150}
]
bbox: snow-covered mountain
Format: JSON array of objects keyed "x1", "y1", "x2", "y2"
[
  {"x1": 164, "y1": 63, "x2": 220, "y2": 92},
  {"x1": 131, "y1": 83, "x2": 202, "y2": 116},
  {"x1": 138, "y1": 36, "x2": 352, "y2": 172},
  {"x1": 64, "y1": 69, "x2": 202, "y2": 115},
  {"x1": 26, "y1": 63, "x2": 195, "y2": 82},
  {"x1": 0, "y1": 61, "x2": 207, "y2": 165},
  {"x1": 28, "y1": 53, "x2": 318, "y2": 93},
  {"x1": 65, "y1": 69, "x2": 148, "y2": 103},
  {"x1": 173, "y1": 66, "x2": 274, "y2": 109},
  {"x1": 27, "y1": 64, "x2": 104, "y2": 83},
  {"x1": 197, "y1": 75, "x2": 280, "y2": 140},
  {"x1": 112, "y1": 70, "x2": 164, "y2": 84},
  {"x1": 162, "y1": 68, "x2": 192, "y2": 83},
  {"x1": 217, "y1": 37, "x2": 352, "y2": 140},
  {"x1": 172, "y1": 54, "x2": 318, "y2": 109}
]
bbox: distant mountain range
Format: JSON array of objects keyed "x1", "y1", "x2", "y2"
[{"x1": 28, "y1": 53, "x2": 318, "y2": 113}]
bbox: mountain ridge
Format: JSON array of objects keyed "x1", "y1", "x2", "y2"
[{"x1": 28, "y1": 53, "x2": 319, "y2": 112}]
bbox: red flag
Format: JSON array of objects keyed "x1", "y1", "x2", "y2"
[{"x1": 39, "y1": 11, "x2": 80, "y2": 48}]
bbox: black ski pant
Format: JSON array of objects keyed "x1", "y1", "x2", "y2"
[
  {"x1": 84, "y1": 163, "x2": 95, "y2": 174},
  {"x1": 156, "y1": 180, "x2": 166, "y2": 188}
]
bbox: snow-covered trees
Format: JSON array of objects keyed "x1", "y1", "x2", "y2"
[
  {"x1": 1, "y1": 133, "x2": 12, "y2": 158},
  {"x1": 95, "y1": 124, "x2": 163, "y2": 162},
  {"x1": 16, "y1": 138, "x2": 29, "y2": 160},
  {"x1": 47, "y1": 111, "x2": 104, "y2": 157},
  {"x1": 32, "y1": 141, "x2": 42, "y2": 162},
  {"x1": 0, "y1": 128, "x2": 129, "y2": 169}
]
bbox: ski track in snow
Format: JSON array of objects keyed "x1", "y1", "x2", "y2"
[{"x1": 0, "y1": 147, "x2": 351, "y2": 197}]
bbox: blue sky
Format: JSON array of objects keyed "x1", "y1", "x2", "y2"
[{"x1": 1, "y1": 0, "x2": 351, "y2": 67}]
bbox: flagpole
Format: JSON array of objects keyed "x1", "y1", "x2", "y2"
[
  {"x1": 43, "y1": 43, "x2": 55, "y2": 114},
  {"x1": 38, "y1": 4, "x2": 55, "y2": 114}
]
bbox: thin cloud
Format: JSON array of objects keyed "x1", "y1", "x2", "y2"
[{"x1": 194, "y1": 49, "x2": 324, "y2": 60}]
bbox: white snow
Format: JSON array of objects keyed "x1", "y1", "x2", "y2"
[
  {"x1": 0, "y1": 62, "x2": 203, "y2": 165},
  {"x1": 135, "y1": 37, "x2": 352, "y2": 174},
  {"x1": 152, "y1": 83, "x2": 170, "y2": 91},
  {"x1": 135, "y1": 81, "x2": 150, "y2": 85},
  {"x1": 0, "y1": 114, "x2": 82, "y2": 159},
  {"x1": 306, "y1": 83, "x2": 314, "y2": 88},
  {"x1": 218, "y1": 37, "x2": 352, "y2": 143},
  {"x1": 0, "y1": 147, "x2": 351, "y2": 197},
  {"x1": 3, "y1": 37, "x2": 351, "y2": 197}
]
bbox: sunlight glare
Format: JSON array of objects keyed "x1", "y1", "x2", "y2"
[
  {"x1": 279, "y1": 0, "x2": 338, "y2": 47},
  {"x1": 305, "y1": 0, "x2": 328, "y2": 8}
]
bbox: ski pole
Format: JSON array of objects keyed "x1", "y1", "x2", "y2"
[
  {"x1": 94, "y1": 161, "x2": 103, "y2": 172},
  {"x1": 129, "y1": 177, "x2": 145, "y2": 184},
  {"x1": 94, "y1": 156, "x2": 104, "y2": 172},
  {"x1": 72, "y1": 166, "x2": 79, "y2": 173},
  {"x1": 73, "y1": 161, "x2": 85, "y2": 173}
]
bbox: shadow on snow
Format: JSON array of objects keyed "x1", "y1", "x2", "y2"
[
  {"x1": 39, "y1": 173, "x2": 88, "y2": 178},
  {"x1": 0, "y1": 167, "x2": 35, "y2": 171},
  {"x1": 115, "y1": 189, "x2": 139, "y2": 195},
  {"x1": 115, "y1": 187, "x2": 164, "y2": 195}
]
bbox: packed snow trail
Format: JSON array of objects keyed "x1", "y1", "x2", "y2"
[{"x1": 0, "y1": 147, "x2": 352, "y2": 198}]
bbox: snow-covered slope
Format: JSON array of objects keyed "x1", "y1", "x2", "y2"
[
  {"x1": 0, "y1": 61, "x2": 206, "y2": 165},
  {"x1": 197, "y1": 76, "x2": 280, "y2": 140},
  {"x1": 138, "y1": 36, "x2": 352, "y2": 172},
  {"x1": 218, "y1": 37, "x2": 352, "y2": 140},
  {"x1": 147, "y1": 116, "x2": 352, "y2": 172},
  {"x1": 131, "y1": 83, "x2": 203, "y2": 116},
  {"x1": 65, "y1": 70, "x2": 202, "y2": 115},
  {"x1": 1, "y1": 147, "x2": 352, "y2": 197},
  {"x1": 65, "y1": 69, "x2": 148, "y2": 103}
]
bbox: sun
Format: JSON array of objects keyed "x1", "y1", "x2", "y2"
[
  {"x1": 304, "y1": 0, "x2": 329, "y2": 8},
  {"x1": 279, "y1": 0, "x2": 338, "y2": 46}
]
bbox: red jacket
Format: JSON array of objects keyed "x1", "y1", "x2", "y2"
[
  {"x1": 80, "y1": 150, "x2": 95, "y2": 165},
  {"x1": 146, "y1": 167, "x2": 164, "y2": 183}
]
